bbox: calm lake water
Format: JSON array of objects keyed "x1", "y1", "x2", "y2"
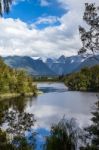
[
  {"x1": 26, "y1": 82, "x2": 97, "y2": 149},
  {"x1": 27, "y1": 82, "x2": 97, "y2": 128},
  {"x1": 0, "y1": 82, "x2": 98, "y2": 149}
]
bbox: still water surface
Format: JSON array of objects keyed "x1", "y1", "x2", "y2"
[
  {"x1": 26, "y1": 82, "x2": 97, "y2": 128},
  {"x1": 1, "y1": 82, "x2": 98, "y2": 149},
  {"x1": 26, "y1": 82, "x2": 97, "y2": 149}
]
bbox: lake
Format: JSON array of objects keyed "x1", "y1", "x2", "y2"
[
  {"x1": 26, "y1": 82, "x2": 97, "y2": 127},
  {"x1": 26, "y1": 82, "x2": 97, "y2": 149},
  {"x1": 0, "y1": 82, "x2": 98, "y2": 149}
]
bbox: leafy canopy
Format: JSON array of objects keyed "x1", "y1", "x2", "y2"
[{"x1": 79, "y1": 3, "x2": 99, "y2": 57}]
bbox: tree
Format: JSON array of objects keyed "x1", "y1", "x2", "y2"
[
  {"x1": 0, "y1": 58, "x2": 37, "y2": 95},
  {"x1": 78, "y1": 3, "x2": 99, "y2": 58},
  {"x1": 0, "y1": 0, "x2": 13, "y2": 15},
  {"x1": 80, "y1": 99, "x2": 99, "y2": 150},
  {"x1": 0, "y1": 129, "x2": 34, "y2": 150},
  {"x1": 65, "y1": 65, "x2": 99, "y2": 92},
  {"x1": 0, "y1": 99, "x2": 36, "y2": 150},
  {"x1": 0, "y1": 129, "x2": 15, "y2": 150}
]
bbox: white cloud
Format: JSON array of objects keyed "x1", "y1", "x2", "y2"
[
  {"x1": 0, "y1": 0, "x2": 98, "y2": 57},
  {"x1": 40, "y1": 0, "x2": 50, "y2": 6},
  {"x1": 34, "y1": 16, "x2": 59, "y2": 26}
]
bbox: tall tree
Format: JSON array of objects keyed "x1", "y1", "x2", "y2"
[{"x1": 78, "y1": 3, "x2": 99, "y2": 57}]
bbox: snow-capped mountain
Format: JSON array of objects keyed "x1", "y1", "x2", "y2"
[
  {"x1": 3, "y1": 55, "x2": 99, "y2": 76},
  {"x1": 46, "y1": 55, "x2": 87, "y2": 75}
]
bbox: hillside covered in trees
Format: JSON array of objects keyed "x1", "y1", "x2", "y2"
[
  {"x1": 0, "y1": 58, "x2": 37, "y2": 98},
  {"x1": 64, "y1": 65, "x2": 99, "y2": 92}
]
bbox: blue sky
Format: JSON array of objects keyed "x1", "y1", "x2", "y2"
[
  {"x1": 4, "y1": 0, "x2": 67, "y2": 28},
  {"x1": 0, "y1": 0, "x2": 98, "y2": 57}
]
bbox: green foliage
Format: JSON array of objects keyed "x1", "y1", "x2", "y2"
[
  {"x1": 33, "y1": 76, "x2": 60, "y2": 82},
  {"x1": 0, "y1": 129, "x2": 14, "y2": 150},
  {"x1": 44, "y1": 118, "x2": 80, "y2": 150},
  {"x1": 0, "y1": 97, "x2": 36, "y2": 150},
  {"x1": 44, "y1": 100, "x2": 99, "y2": 150},
  {"x1": 80, "y1": 100, "x2": 99, "y2": 150},
  {"x1": 65, "y1": 65, "x2": 99, "y2": 92},
  {"x1": 0, "y1": 129, "x2": 34, "y2": 150},
  {"x1": 78, "y1": 3, "x2": 99, "y2": 56},
  {"x1": 12, "y1": 136, "x2": 33, "y2": 150},
  {"x1": 0, "y1": 58, "x2": 37, "y2": 95}
]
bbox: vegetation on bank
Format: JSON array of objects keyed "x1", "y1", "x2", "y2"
[
  {"x1": 81, "y1": 99, "x2": 99, "y2": 150},
  {"x1": 32, "y1": 65, "x2": 99, "y2": 93},
  {"x1": 33, "y1": 76, "x2": 62, "y2": 82},
  {"x1": 64, "y1": 65, "x2": 99, "y2": 92},
  {"x1": 44, "y1": 99, "x2": 99, "y2": 150},
  {"x1": 0, "y1": 58, "x2": 37, "y2": 97},
  {"x1": 0, "y1": 130, "x2": 34, "y2": 150},
  {"x1": 0, "y1": 92, "x2": 99, "y2": 150},
  {"x1": 44, "y1": 118, "x2": 80, "y2": 150},
  {"x1": 0, "y1": 97, "x2": 36, "y2": 150}
]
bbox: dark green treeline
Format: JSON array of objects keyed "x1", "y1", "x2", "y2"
[{"x1": 64, "y1": 65, "x2": 99, "y2": 92}]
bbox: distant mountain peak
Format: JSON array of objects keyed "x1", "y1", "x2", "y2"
[
  {"x1": 58, "y1": 55, "x2": 66, "y2": 59},
  {"x1": 3, "y1": 55, "x2": 99, "y2": 76},
  {"x1": 58, "y1": 55, "x2": 66, "y2": 63},
  {"x1": 3, "y1": 56, "x2": 56, "y2": 76}
]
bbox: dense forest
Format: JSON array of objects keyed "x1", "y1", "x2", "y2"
[
  {"x1": 0, "y1": 58, "x2": 37, "y2": 97},
  {"x1": 64, "y1": 65, "x2": 99, "y2": 92}
]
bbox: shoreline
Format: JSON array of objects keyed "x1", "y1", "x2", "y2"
[{"x1": 0, "y1": 90, "x2": 43, "y2": 100}]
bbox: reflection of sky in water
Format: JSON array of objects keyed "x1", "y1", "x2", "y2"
[
  {"x1": 35, "y1": 128, "x2": 50, "y2": 150},
  {"x1": 25, "y1": 82, "x2": 97, "y2": 149}
]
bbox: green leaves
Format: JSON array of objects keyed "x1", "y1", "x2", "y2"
[
  {"x1": 65, "y1": 65, "x2": 99, "y2": 92},
  {"x1": 78, "y1": 3, "x2": 99, "y2": 56},
  {"x1": 44, "y1": 118, "x2": 82, "y2": 150},
  {"x1": 0, "y1": 58, "x2": 37, "y2": 95}
]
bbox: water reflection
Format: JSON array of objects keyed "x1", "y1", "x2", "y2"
[
  {"x1": 38, "y1": 82, "x2": 68, "y2": 93},
  {"x1": 0, "y1": 82, "x2": 98, "y2": 150},
  {"x1": 26, "y1": 83, "x2": 97, "y2": 129},
  {"x1": 0, "y1": 96, "x2": 36, "y2": 149}
]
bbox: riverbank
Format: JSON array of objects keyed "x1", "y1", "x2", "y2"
[
  {"x1": 64, "y1": 65, "x2": 99, "y2": 92},
  {"x1": 0, "y1": 90, "x2": 43, "y2": 100},
  {"x1": 0, "y1": 93, "x2": 20, "y2": 100}
]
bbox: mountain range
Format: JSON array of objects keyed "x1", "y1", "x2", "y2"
[
  {"x1": 3, "y1": 55, "x2": 99, "y2": 76},
  {"x1": 3, "y1": 56, "x2": 55, "y2": 76}
]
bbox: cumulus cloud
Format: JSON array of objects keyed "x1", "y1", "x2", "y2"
[
  {"x1": 0, "y1": 0, "x2": 98, "y2": 57},
  {"x1": 0, "y1": 17, "x2": 80, "y2": 57}
]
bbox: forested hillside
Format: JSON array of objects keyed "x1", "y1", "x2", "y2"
[
  {"x1": 0, "y1": 58, "x2": 37, "y2": 96},
  {"x1": 64, "y1": 65, "x2": 99, "y2": 92}
]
